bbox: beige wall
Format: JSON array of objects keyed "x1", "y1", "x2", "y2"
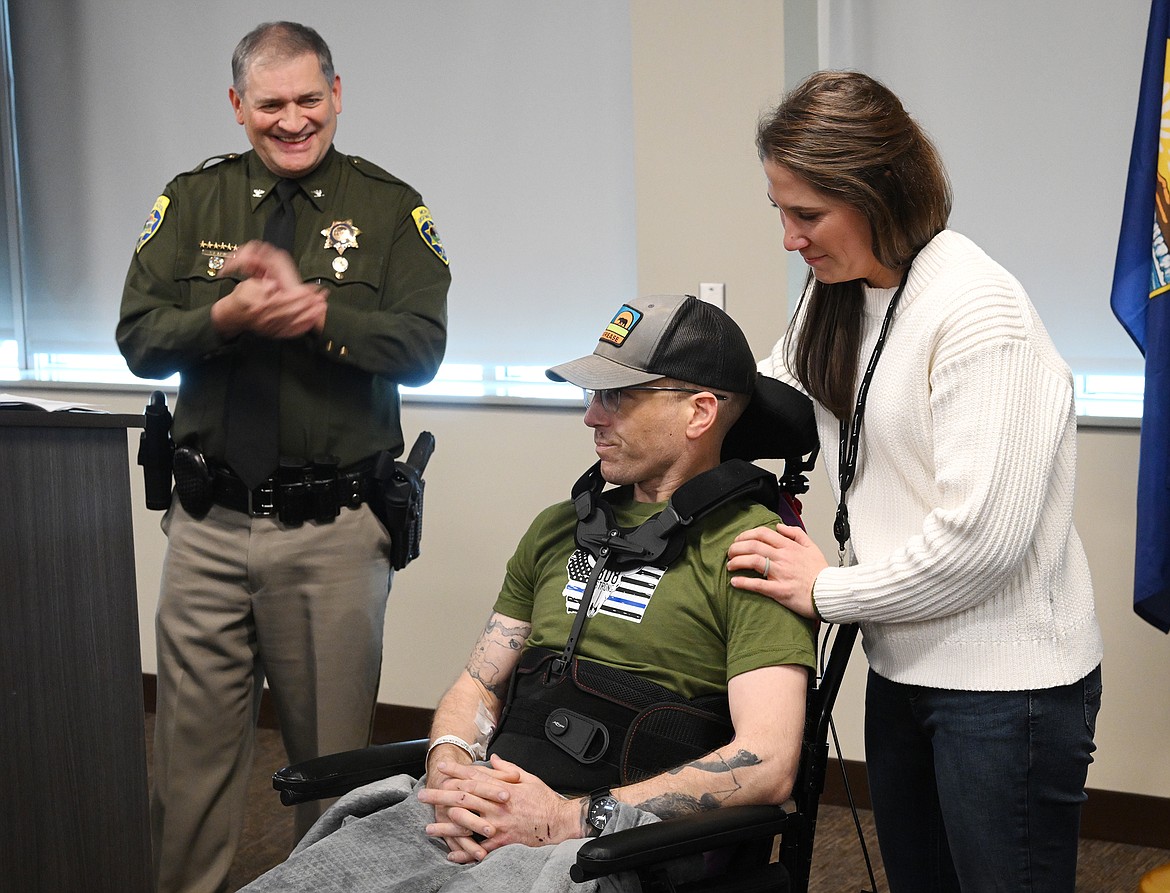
[
  {"x1": 629, "y1": 1, "x2": 789, "y2": 361},
  {"x1": 14, "y1": 0, "x2": 1169, "y2": 804},
  {"x1": 25, "y1": 388, "x2": 1170, "y2": 803}
]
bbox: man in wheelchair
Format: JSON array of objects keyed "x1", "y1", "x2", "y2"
[{"x1": 245, "y1": 294, "x2": 819, "y2": 892}]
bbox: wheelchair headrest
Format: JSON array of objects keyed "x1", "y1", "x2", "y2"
[{"x1": 721, "y1": 373, "x2": 818, "y2": 463}]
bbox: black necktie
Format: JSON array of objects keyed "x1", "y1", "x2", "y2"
[
  {"x1": 263, "y1": 178, "x2": 299, "y2": 254},
  {"x1": 223, "y1": 179, "x2": 299, "y2": 489}
]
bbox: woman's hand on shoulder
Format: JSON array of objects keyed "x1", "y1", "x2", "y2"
[{"x1": 727, "y1": 524, "x2": 827, "y2": 619}]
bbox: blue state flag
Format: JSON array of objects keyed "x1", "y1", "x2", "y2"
[{"x1": 1111, "y1": 0, "x2": 1170, "y2": 632}]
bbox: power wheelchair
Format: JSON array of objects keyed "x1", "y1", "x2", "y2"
[
  {"x1": 272, "y1": 622, "x2": 857, "y2": 893},
  {"x1": 272, "y1": 376, "x2": 861, "y2": 892}
]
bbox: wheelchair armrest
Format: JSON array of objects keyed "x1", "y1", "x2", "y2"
[
  {"x1": 272, "y1": 739, "x2": 429, "y2": 806},
  {"x1": 570, "y1": 803, "x2": 793, "y2": 882}
]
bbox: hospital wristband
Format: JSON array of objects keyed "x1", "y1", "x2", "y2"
[{"x1": 427, "y1": 735, "x2": 480, "y2": 762}]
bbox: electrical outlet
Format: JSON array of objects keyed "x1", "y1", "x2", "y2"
[{"x1": 699, "y1": 282, "x2": 725, "y2": 308}]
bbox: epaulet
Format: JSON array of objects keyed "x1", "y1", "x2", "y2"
[
  {"x1": 345, "y1": 155, "x2": 405, "y2": 186},
  {"x1": 185, "y1": 153, "x2": 243, "y2": 174}
]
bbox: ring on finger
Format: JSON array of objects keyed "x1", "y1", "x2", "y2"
[{"x1": 763, "y1": 556, "x2": 771, "y2": 578}]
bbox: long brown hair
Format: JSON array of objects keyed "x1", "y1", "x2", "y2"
[{"x1": 756, "y1": 71, "x2": 952, "y2": 418}]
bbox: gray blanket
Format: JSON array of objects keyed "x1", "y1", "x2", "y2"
[{"x1": 241, "y1": 774, "x2": 665, "y2": 892}]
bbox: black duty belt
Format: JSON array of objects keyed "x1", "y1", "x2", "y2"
[
  {"x1": 172, "y1": 445, "x2": 373, "y2": 526},
  {"x1": 210, "y1": 464, "x2": 370, "y2": 519}
]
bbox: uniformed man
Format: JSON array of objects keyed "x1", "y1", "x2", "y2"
[{"x1": 116, "y1": 21, "x2": 449, "y2": 893}]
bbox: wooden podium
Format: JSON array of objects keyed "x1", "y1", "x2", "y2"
[{"x1": 0, "y1": 411, "x2": 152, "y2": 892}]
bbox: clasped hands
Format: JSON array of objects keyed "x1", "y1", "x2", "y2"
[
  {"x1": 418, "y1": 754, "x2": 582, "y2": 864},
  {"x1": 211, "y1": 241, "x2": 328, "y2": 340}
]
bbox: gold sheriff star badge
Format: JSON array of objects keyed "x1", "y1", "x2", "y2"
[{"x1": 321, "y1": 220, "x2": 361, "y2": 255}]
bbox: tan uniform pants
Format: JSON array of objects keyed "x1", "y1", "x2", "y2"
[{"x1": 151, "y1": 498, "x2": 393, "y2": 893}]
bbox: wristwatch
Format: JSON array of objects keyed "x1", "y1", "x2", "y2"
[{"x1": 586, "y1": 788, "x2": 618, "y2": 837}]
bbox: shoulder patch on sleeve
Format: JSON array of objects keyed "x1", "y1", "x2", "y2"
[
  {"x1": 135, "y1": 195, "x2": 170, "y2": 254},
  {"x1": 411, "y1": 206, "x2": 449, "y2": 265}
]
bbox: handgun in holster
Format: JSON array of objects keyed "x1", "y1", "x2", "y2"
[
  {"x1": 138, "y1": 390, "x2": 175, "y2": 510},
  {"x1": 371, "y1": 431, "x2": 435, "y2": 571}
]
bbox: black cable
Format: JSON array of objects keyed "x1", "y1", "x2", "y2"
[
  {"x1": 818, "y1": 627, "x2": 879, "y2": 893},
  {"x1": 828, "y1": 714, "x2": 879, "y2": 893}
]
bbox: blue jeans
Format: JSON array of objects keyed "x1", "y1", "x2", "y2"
[{"x1": 864, "y1": 666, "x2": 1102, "y2": 893}]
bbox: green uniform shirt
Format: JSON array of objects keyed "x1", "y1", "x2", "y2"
[
  {"x1": 117, "y1": 147, "x2": 450, "y2": 465},
  {"x1": 493, "y1": 489, "x2": 817, "y2": 701}
]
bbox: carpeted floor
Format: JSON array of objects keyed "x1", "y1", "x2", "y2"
[
  {"x1": 144, "y1": 716, "x2": 1170, "y2": 892},
  {"x1": 804, "y1": 802, "x2": 1170, "y2": 893}
]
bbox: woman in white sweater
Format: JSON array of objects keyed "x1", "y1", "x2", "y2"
[{"x1": 727, "y1": 71, "x2": 1103, "y2": 892}]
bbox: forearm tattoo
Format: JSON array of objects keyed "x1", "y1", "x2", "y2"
[
  {"x1": 466, "y1": 615, "x2": 529, "y2": 699},
  {"x1": 636, "y1": 749, "x2": 763, "y2": 818}
]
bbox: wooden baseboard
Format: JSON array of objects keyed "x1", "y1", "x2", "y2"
[
  {"x1": 822, "y1": 757, "x2": 1170, "y2": 852},
  {"x1": 141, "y1": 673, "x2": 435, "y2": 743},
  {"x1": 142, "y1": 675, "x2": 1170, "y2": 851}
]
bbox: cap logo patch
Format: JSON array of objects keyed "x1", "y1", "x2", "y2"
[{"x1": 601, "y1": 305, "x2": 642, "y2": 347}]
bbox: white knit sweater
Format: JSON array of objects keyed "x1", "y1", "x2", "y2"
[{"x1": 761, "y1": 231, "x2": 1102, "y2": 691}]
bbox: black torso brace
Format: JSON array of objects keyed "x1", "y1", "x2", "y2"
[
  {"x1": 487, "y1": 647, "x2": 733, "y2": 794},
  {"x1": 486, "y1": 459, "x2": 800, "y2": 794}
]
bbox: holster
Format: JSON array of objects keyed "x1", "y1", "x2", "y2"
[
  {"x1": 370, "y1": 432, "x2": 435, "y2": 570},
  {"x1": 173, "y1": 444, "x2": 214, "y2": 518},
  {"x1": 138, "y1": 390, "x2": 175, "y2": 510},
  {"x1": 488, "y1": 647, "x2": 734, "y2": 793}
]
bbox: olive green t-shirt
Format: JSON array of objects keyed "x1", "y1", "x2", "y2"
[{"x1": 493, "y1": 489, "x2": 817, "y2": 701}]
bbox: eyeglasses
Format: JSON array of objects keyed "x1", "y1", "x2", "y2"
[{"x1": 582, "y1": 386, "x2": 728, "y2": 414}]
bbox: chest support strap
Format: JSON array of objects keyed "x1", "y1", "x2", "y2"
[{"x1": 552, "y1": 459, "x2": 780, "y2": 676}]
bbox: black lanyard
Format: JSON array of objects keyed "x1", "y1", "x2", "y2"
[{"x1": 833, "y1": 269, "x2": 911, "y2": 561}]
